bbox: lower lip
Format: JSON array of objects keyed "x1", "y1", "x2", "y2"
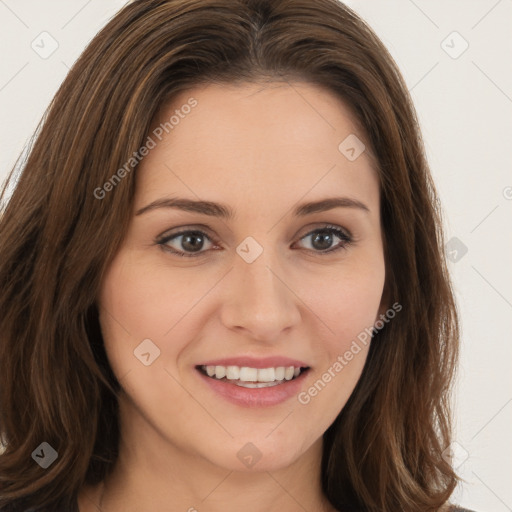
[{"x1": 196, "y1": 368, "x2": 309, "y2": 407}]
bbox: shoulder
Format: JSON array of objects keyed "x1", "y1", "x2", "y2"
[{"x1": 451, "y1": 507, "x2": 478, "y2": 512}]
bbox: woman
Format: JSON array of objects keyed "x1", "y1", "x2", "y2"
[{"x1": 0, "y1": 0, "x2": 475, "y2": 511}]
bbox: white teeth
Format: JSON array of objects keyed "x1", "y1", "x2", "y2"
[
  {"x1": 239, "y1": 367, "x2": 258, "y2": 382},
  {"x1": 257, "y1": 368, "x2": 275, "y2": 382},
  {"x1": 215, "y1": 365, "x2": 226, "y2": 379},
  {"x1": 200, "y1": 364, "x2": 306, "y2": 383},
  {"x1": 284, "y1": 366, "x2": 294, "y2": 380},
  {"x1": 274, "y1": 367, "x2": 285, "y2": 380},
  {"x1": 235, "y1": 380, "x2": 282, "y2": 388},
  {"x1": 226, "y1": 366, "x2": 239, "y2": 379}
]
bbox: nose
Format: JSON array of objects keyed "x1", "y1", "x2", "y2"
[{"x1": 219, "y1": 247, "x2": 301, "y2": 343}]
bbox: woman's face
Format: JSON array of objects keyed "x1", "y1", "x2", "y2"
[{"x1": 98, "y1": 81, "x2": 386, "y2": 472}]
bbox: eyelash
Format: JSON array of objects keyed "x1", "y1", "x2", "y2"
[{"x1": 156, "y1": 224, "x2": 353, "y2": 258}]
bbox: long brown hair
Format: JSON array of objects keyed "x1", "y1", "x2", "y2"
[{"x1": 0, "y1": 1, "x2": 460, "y2": 510}]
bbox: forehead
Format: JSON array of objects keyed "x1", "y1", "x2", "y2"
[{"x1": 136, "y1": 81, "x2": 379, "y2": 214}]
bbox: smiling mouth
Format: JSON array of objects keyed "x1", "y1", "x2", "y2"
[{"x1": 196, "y1": 364, "x2": 310, "y2": 388}]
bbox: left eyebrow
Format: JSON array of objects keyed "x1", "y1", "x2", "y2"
[
  {"x1": 135, "y1": 196, "x2": 370, "y2": 218},
  {"x1": 293, "y1": 197, "x2": 370, "y2": 216}
]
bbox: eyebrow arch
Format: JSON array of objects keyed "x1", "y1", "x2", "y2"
[{"x1": 135, "y1": 196, "x2": 370, "y2": 218}]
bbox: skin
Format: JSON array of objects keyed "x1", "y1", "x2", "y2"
[{"x1": 78, "y1": 81, "x2": 387, "y2": 512}]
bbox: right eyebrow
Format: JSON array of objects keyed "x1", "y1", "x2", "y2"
[{"x1": 135, "y1": 195, "x2": 370, "y2": 218}]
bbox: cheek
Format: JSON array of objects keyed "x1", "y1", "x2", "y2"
[
  {"x1": 301, "y1": 255, "x2": 385, "y2": 350},
  {"x1": 294, "y1": 266, "x2": 384, "y2": 425},
  {"x1": 99, "y1": 254, "x2": 210, "y2": 340},
  {"x1": 97, "y1": 254, "x2": 213, "y2": 379}
]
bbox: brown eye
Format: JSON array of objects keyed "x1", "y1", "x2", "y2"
[
  {"x1": 158, "y1": 230, "x2": 214, "y2": 257},
  {"x1": 156, "y1": 225, "x2": 352, "y2": 258},
  {"x1": 296, "y1": 226, "x2": 352, "y2": 254}
]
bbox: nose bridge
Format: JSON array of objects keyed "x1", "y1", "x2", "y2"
[
  {"x1": 220, "y1": 236, "x2": 300, "y2": 339},
  {"x1": 237, "y1": 245, "x2": 281, "y2": 303}
]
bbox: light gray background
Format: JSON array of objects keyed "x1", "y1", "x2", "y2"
[{"x1": 0, "y1": 1, "x2": 511, "y2": 510}]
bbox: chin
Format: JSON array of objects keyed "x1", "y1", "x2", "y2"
[{"x1": 203, "y1": 434, "x2": 314, "y2": 473}]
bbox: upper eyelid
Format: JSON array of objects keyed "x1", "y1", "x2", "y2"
[
  {"x1": 156, "y1": 222, "x2": 353, "y2": 240},
  {"x1": 156, "y1": 226, "x2": 217, "y2": 244},
  {"x1": 157, "y1": 224, "x2": 352, "y2": 247}
]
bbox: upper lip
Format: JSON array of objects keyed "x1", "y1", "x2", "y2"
[{"x1": 196, "y1": 356, "x2": 310, "y2": 369}]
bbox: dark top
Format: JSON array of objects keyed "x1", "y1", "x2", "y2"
[{"x1": 6, "y1": 503, "x2": 478, "y2": 511}]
